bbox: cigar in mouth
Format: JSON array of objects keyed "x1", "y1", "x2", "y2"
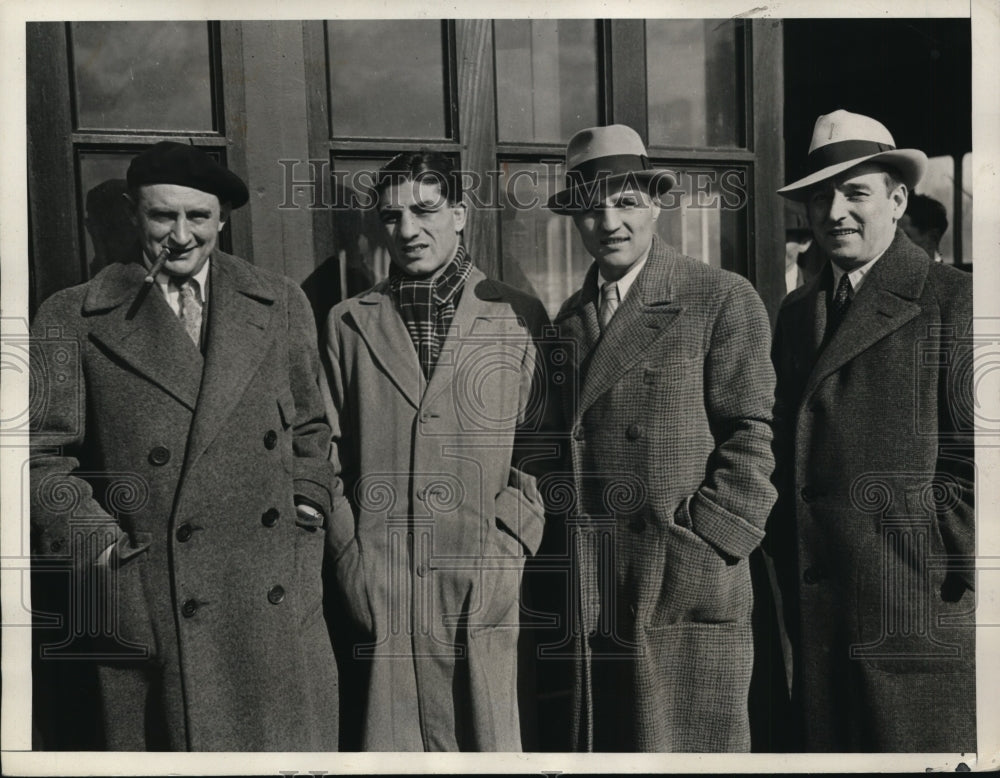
[{"x1": 143, "y1": 248, "x2": 171, "y2": 284}]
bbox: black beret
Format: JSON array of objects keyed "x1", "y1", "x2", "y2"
[{"x1": 127, "y1": 141, "x2": 249, "y2": 208}]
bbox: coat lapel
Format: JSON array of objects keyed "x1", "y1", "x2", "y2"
[
  {"x1": 347, "y1": 283, "x2": 424, "y2": 410},
  {"x1": 421, "y1": 268, "x2": 506, "y2": 410},
  {"x1": 575, "y1": 238, "x2": 684, "y2": 419},
  {"x1": 554, "y1": 265, "x2": 600, "y2": 374},
  {"x1": 84, "y1": 262, "x2": 202, "y2": 411},
  {"x1": 184, "y1": 253, "x2": 277, "y2": 471},
  {"x1": 803, "y1": 232, "x2": 927, "y2": 401},
  {"x1": 780, "y1": 266, "x2": 827, "y2": 386}
]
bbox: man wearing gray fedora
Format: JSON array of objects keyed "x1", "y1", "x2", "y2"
[
  {"x1": 769, "y1": 110, "x2": 975, "y2": 751},
  {"x1": 548, "y1": 124, "x2": 777, "y2": 751}
]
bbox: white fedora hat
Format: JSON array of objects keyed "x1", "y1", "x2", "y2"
[
  {"x1": 547, "y1": 124, "x2": 677, "y2": 214},
  {"x1": 778, "y1": 109, "x2": 927, "y2": 200}
]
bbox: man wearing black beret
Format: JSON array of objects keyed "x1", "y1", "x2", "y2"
[{"x1": 30, "y1": 142, "x2": 348, "y2": 750}]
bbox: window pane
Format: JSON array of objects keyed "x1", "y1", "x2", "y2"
[
  {"x1": 645, "y1": 20, "x2": 743, "y2": 148},
  {"x1": 499, "y1": 162, "x2": 748, "y2": 317},
  {"x1": 494, "y1": 20, "x2": 599, "y2": 143},
  {"x1": 913, "y1": 155, "x2": 955, "y2": 263},
  {"x1": 655, "y1": 165, "x2": 748, "y2": 275},
  {"x1": 500, "y1": 161, "x2": 594, "y2": 318},
  {"x1": 71, "y1": 22, "x2": 214, "y2": 132},
  {"x1": 326, "y1": 21, "x2": 447, "y2": 139},
  {"x1": 79, "y1": 151, "x2": 138, "y2": 277},
  {"x1": 330, "y1": 157, "x2": 395, "y2": 287}
]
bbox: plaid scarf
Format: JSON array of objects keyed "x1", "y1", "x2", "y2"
[{"x1": 389, "y1": 244, "x2": 474, "y2": 378}]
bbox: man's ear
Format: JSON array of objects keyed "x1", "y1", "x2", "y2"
[
  {"x1": 451, "y1": 199, "x2": 468, "y2": 233},
  {"x1": 218, "y1": 203, "x2": 232, "y2": 232},
  {"x1": 890, "y1": 183, "x2": 908, "y2": 221}
]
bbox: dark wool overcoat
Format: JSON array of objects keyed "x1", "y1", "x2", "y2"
[
  {"x1": 554, "y1": 236, "x2": 777, "y2": 752},
  {"x1": 768, "y1": 230, "x2": 975, "y2": 752},
  {"x1": 30, "y1": 253, "x2": 342, "y2": 751},
  {"x1": 322, "y1": 266, "x2": 554, "y2": 751}
]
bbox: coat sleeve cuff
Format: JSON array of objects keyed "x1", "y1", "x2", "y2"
[
  {"x1": 495, "y1": 485, "x2": 546, "y2": 556},
  {"x1": 680, "y1": 492, "x2": 765, "y2": 561},
  {"x1": 292, "y1": 477, "x2": 333, "y2": 520}
]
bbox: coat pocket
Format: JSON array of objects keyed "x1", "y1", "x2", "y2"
[
  {"x1": 468, "y1": 518, "x2": 525, "y2": 635},
  {"x1": 101, "y1": 531, "x2": 158, "y2": 661},
  {"x1": 853, "y1": 534, "x2": 975, "y2": 675},
  {"x1": 647, "y1": 513, "x2": 751, "y2": 627},
  {"x1": 293, "y1": 512, "x2": 326, "y2": 626}
]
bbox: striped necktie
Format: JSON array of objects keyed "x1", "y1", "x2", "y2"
[
  {"x1": 600, "y1": 281, "x2": 620, "y2": 330},
  {"x1": 176, "y1": 277, "x2": 203, "y2": 347}
]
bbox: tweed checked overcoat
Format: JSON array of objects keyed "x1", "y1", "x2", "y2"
[
  {"x1": 322, "y1": 265, "x2": 554, "y2": 751},
  {"x1": 29, "y1": 253, "x2": 343, "y2": 751},
  {"x1": 768, "y1": 230, "x2": 975, "y2": 752},
  {"x1": 553, "y1": 236, "x2": 777, "y2": 752}
]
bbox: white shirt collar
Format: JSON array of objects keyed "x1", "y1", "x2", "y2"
[
  {"x1": 830, "y1": 244, "x2": 888, "y2": 295},
  {"x1": 153, "y1": 258, "x2": 211, "y2": 316},
  {"x1": 596, "y1": 242, "x2": 653, "y2": 302}
]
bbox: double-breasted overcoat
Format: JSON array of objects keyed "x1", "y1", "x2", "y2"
[
  {"x1": 553, "y1": 236, "x2": 777, "y2": 751},
  {"x1": 768, "y1": 230, "x2": 975, "y2": 751},
  {"x1": 30, "y1": 253, "x2": 342, "y2": 751},
  {"x1": 322, "y1": 265, "x2": 554, "y2": 751}
]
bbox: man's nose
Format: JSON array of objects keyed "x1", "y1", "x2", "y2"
[
  {"x1": 397, "y1": 211, "x2": 419, "y2": 239},
  {"x1": 827, "y1": 192, "x2": 849, "y2": 221},
  {"x1": 170, "y1": 218, "x2": 192, "y2": 245},
  {"x1": 599, "y1": 208, "x2": 622, "y2": 231}
]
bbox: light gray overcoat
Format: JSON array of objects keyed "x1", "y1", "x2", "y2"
[{"x1": 323, "y1": 266, "x2": 554, "y2": 751}]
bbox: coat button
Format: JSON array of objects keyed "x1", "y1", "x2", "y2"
[
  {"x1": 262, "y1": 508, "x2": 279, "y2": 527},
  {"x1": 803, "y1": 566, "x2": 824, "y2": 584},
  {"x1": 148, "y1": 446, "x2": 170, "y2": 466},
  {"x1": 626, "y1": 424, "x2": 642, "y2": 440},
  {"x1": 263, "y1": 430, "x2": 278, "y2": 449},
  {"x1": 800, "y1": 487, "x2": 816, "y2": 502},
  {"x1": 176, "y1": 524, "x2": 193, "y2": 543},
  {"x1": 181, "y1": 599, "x2": 199, "y2": 617},
  {"x1": 267, "y1": 585, "x2": 285, "y2": 604},
  {"x1": 573, "y1": 425, "x2": 585, "y2": 441},
  {"x1": 416, "y1": 563, "x2": 428, "y2": 578}
]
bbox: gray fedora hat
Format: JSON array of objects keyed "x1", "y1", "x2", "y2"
[{"x1": 547, "y1": 124, "x2": 677, "y2": 214}]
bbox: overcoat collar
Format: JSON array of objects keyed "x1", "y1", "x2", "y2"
[
  {"x1": 555, "y1": 235, "x2": 685, "y2": 419},
  {"x1": 346, "y1": 265, "x2": 511, "y2": 409},
  {"x1": 83, "y1": 260, "x2": 204, "y2": 410},
  {"x1": 81, "y1": 253, "x2": 278, "y2": 468},
  {"x1": 786, "y1": 229, "x2": 927, "y2": 402}
]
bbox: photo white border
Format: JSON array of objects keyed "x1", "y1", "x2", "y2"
[{"x1": 2, "y1": 0, "x2": 996, "y2": 773}]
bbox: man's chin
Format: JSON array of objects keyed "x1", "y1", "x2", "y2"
[{"x1": 393, "y1": 256, "x2": 447, "y2": 278}]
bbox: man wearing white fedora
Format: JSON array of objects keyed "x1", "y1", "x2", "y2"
[
  {"x1": 769, "y1": 110, "x2": 975, "y2": 751},
  {"x1": 549, "y1": 124, "x2": 777, "y2": 751}
]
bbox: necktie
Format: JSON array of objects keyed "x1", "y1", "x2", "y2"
[
  {"x1": 825, "y1": 272, "x2": 853, "y2": 342},
  {"x1": 176, "y1": 277, "x2": 203, "y2": 346},
  {"x1": 832, "y1": 272, "x2": 853, "y2": 317},
  {"x1": 600, "y1": 281, "x2": 620, "y2": 330}
]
